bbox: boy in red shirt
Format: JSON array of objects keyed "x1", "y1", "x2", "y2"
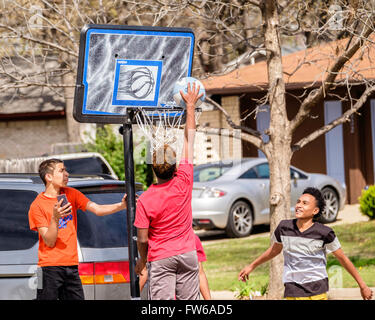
[
  {"x1": 134, "y1": 82, "x2": 202, "y2": 300},
  {"x1": 29, "y1": 158, "x2": 127, "y2": 300}
]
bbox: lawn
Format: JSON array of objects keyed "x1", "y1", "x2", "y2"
[{"x1": 202, "y1": 220, "x2": 375, "y2": 293}]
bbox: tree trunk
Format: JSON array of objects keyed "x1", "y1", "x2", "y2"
[
  {"x1": 63, "y1": 71, "x2": 81, "y2": 143},
  {"x1": 262, "y1": 0, "x2": 292, "y2": 300}
]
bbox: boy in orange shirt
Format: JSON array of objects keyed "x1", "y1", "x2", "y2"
[{"x1": 29, "y1": 158, "x2": 127, "y2": 300}]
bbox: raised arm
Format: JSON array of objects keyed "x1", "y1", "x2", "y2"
[{"x1": 180, "y1": 82, "x2": 203, "y2": 163}]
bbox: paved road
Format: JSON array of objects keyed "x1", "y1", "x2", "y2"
[{"x1": 196, "y1": 204, "x2": 373, "y2": 300}]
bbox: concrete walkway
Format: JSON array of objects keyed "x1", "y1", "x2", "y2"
[
  {"x1": 210, "y1": 288, "x2": 375, "y2": 300},
  {"x1": 201, "y1": 204, "x2": 373, "y2": 300}
]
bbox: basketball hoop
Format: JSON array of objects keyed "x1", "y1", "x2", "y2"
[
  {"x1": 73, "y1": 24, "x2": 197, "y2": 301},
  {"x1": 134, "y1": 107, "x2": 201, "y2": 153}
]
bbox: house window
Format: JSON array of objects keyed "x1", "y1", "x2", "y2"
[
  {"x1": 324, "y1": 100, "x2": 345, "y2": 185},
  {"x1": 371, "y1": 99, "x2": 375, "y2": 183},
  {"x1": 256, "y1": 105, "x2": 270, "y2": 158}
]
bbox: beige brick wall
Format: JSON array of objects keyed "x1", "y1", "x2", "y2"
[
  {"x1": 221, "y1": 95, "x2": 242, "y2": 160},
  {"x1": 199, "y1": 109, "x2": 222, "y2": 128},
  {"x1": 195, "y1": 95, "x2": 242, "y2": 164},
  {"x1": 0, "y1": 119, "x2": 69, "y2": 159},
  {"x1": 221, "y1": 95, "x2": 241, "y2": 127}
]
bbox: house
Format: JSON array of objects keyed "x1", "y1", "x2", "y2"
[
  {"x1": 0, "y1": 64, "x2": 95, "y2": 159},
  {"x1": 200, "y1": 38, "x2": 375, "y2": 204}
]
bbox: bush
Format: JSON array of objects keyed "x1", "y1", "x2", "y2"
[
  {"x1": 86, "y1": 125, "x2": 153, "y2": 189},
  {"x1": 359, "y1": 186, "x2": 375, "y2": 220},
  {"x1": 234, "y1": 281, "x2": 268, "y2": 300}
]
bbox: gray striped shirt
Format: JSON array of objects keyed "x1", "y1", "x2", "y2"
[{"x1": 272, "y1": 219, "x2": 341, "y2": 297}]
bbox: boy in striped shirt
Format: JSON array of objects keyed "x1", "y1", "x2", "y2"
[{"x1": 238, "y1": 187, "x2": 373, "y2": 300}]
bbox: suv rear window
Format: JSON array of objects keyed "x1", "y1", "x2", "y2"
[
  {"x1": 0, "y1": 190, "x2": 38, "y2": 251},
  {"x1": 77, "y1": 188, "x2": 128, "y2": 248},
  {"x1": 64, "y1": 157, "x2": 111, "y2": 176}
]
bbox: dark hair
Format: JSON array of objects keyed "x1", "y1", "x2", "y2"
[
  {"x1": 38, "y1": 158, "x2": 63, "y2": 185},
  {"x1": 302, "y1": 187, "x2": 326, "y2": 219},
  {"x1": 152, "y1": 144, "x2": 176, "y2": 180}
]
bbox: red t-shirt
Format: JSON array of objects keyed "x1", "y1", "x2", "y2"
[
  {"x1": 134, "y1": 159, "x2": 196, "y2": 262},
  {"x1": 28, "y1": 187, "x2": 90, "y2": 267},
  {"x1": 195, "y1": 234, "x2": 207, "y2": 262}
]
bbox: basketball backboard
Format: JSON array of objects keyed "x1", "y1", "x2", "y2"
[{"x1": 73, "y1": 25, "x2": 195, "y2": 124}]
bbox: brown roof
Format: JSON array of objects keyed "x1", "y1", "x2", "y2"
[{"x1": 201, "y1": 36, "x2": 375, "y2": 94}]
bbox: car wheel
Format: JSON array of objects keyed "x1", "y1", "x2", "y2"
[
  {"x1": 318, "y1": 187, "x2": 339, "y2": 223},
  {"x1": 226, "y1": 200, "x2": 253, "y2": 238}
]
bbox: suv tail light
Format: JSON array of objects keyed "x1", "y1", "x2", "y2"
[{"x1": 79, "y1": 261, "x2": 130, "y2": 285}]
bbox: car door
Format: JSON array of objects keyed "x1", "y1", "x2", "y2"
[
  {"x1": 237, "y1": 163, "x2": 270, "y2": 224},
  {"x1": 0, "y1": 188, "x2": 39, "y2": 300}
]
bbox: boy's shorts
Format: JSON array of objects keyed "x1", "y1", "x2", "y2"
[
  {"x1": 36, "y1": 265, "x2": 84, "y2": 300},
  {"x1": 285, "y1": 293, "x2": 328, "y2": 300},
  {"x1": 147, "y1": 250, "x2": 199, "y2": 300}
]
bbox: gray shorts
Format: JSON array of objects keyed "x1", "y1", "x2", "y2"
[{"x1": 147, "y1": 250, "x2": 199, "y2": 300}]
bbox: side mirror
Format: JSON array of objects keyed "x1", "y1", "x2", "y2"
[{"x1": 292, "y1": 171, "x2": 300, "y2": 180}]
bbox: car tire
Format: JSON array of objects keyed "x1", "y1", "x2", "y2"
[
  {"x1": 225, "y1": 200, "x2": 253, "y2": 238},
  {"x1": 318, "y1": 187, "x2": 339, "y2": 223}
]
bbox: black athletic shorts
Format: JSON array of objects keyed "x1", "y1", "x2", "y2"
[{"x1": 36, "y1": 265, "x2": 84, "y2": 300}]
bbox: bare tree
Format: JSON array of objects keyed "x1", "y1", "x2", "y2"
[
  {"x1": 0, "y1": 1, "x2": 170, "y2": 141},
  {"x1": 1, "y1": 0, "x2": 375, "y2": 299},
  {"x1": 198, "y1": 0, "x2": 375, "y2": 299}
]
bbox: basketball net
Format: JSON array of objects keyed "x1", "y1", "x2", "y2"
[{"x1": 135, "y1": 108, "x2": 201, "y2": 153}]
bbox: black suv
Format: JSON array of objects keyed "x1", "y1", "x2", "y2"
[{"x1": 0, "y1": 174, "x2": 144, "y2": 300}]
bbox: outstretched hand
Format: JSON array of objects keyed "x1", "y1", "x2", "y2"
[
  {"x1": 120, "y1": 193, "x2": 141, "y2": 210},
  {"x1": 238, "y1": 265, "x2": 253, "y2": 282},
  {"x1": 180, "y1": 82, "x2": 203, "y2": 107},
  {"x1": 121, "y1": 194, "x2": 127, "y2": 210}
]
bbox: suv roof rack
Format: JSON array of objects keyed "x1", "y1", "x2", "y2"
[
  {"x1": 0, "y1": 173, "x2": 41, "y2": 183},
  {"x1": 0, "y1": 173, "x2": 115, "y2": 183}
]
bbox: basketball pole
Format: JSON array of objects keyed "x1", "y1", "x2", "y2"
[{"x1": 122, "y1": 110, "x2": 141, "y2": 299}]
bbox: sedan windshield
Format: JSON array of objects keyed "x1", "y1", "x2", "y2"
[{"x1": 193, "y1": 165, "x2": 231, "y2": 182}]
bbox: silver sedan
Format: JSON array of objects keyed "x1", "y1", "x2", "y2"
[{"x1": 192, "y1": 158, "x2": 346, "y2": 238}]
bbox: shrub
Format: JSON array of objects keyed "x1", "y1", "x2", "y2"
[
  {"x1": 234, "y1": 281, "x2": 268, "y2": 300},
  {"x1": 359, "y1": 186, "x2": 375, "y2": 220},
  {"x1": 86, "y1": 125, "x2": 153, "y2": 189}
]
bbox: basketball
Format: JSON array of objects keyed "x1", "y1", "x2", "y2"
[{"x1": 173, "y1": 77, "x2": 205, "y2": 107}]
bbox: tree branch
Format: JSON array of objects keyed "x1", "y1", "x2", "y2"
[
  {"x1": 292, "y1": 83, "x2": 375, "y2": 152},
  {"x1": 196, "y1": 125, "x2": 263, "y2": 150},
  {"x1": 0, "y1": 24, "x2": 78, "y2": 58},
  {"x1": 205, "y1": 96, "x2": 262, "y2": 137},
  {"x1": 290, "y1": 25, "x2": 374, "y2": 133}
]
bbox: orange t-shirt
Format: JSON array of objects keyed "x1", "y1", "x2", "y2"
[{"x1": 28, "y1": 187, "x2": 90, "y2": 267}]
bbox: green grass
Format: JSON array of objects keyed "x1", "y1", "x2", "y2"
[{"x1": 202, "y1": 220, "x2": 375, "y2": 292}]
